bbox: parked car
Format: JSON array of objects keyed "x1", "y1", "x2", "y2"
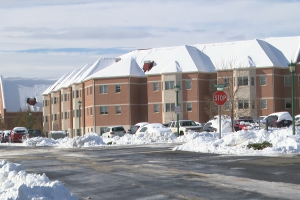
[
  {"x1": 0, "y1": 130, "x2": 11, "y2": 143},
  {"x1": 260, "y1": 112, "x2": 292, "y2": 128},
  {"x1": 102, "y1": 126, "x2": 126, "y2": 138},
  {"x1": 135, "y1": 123, "x2": 172, "y2": 136},
  {"x1": 127, "y1": 122, "x2": 149, "y2": 134},
  {"x1": 233, "y1": 118, "x2": 255, "y2": 131},
  {"x1": 8, "y1": 127, "x2": 28, "y2": 143},
  {"x1": 203, "y1": 122, "x2": 217, "y2": 132},
  {"x1": 48, "y1": 131, "x2": 68, "y2": 139},
  {"x1": 22, "y1": 129, "x2": 45, "y2": 141},
  {"x1": 169, "y1": 120, "x2": 203, "y2": 135},
  {"x1": 255, "y1": 116, "x2": 267, "y2": 123}
]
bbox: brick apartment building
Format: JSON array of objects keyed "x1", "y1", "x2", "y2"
[{"x1": 42, "y1": 36, "x2": 300, "y2": 137}]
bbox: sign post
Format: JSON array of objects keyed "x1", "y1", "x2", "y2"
[{"x1": 213, "y1": 90, "x2": 227, "y2": 139}]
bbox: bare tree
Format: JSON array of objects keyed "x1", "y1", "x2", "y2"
[
  {"x1": 204, "y1": 96, "x2": 218, "y2": 119},
  {"x1": 215, "y1": 57, "x2": 258, "y2": 131}
]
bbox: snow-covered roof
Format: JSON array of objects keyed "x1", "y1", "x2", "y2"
[
  {"x1": 0, "y1": 76, "x2": 57, "y2": 112},
  {"x1": 85, "y1": 56, "x2": 145, "y2": 80}
]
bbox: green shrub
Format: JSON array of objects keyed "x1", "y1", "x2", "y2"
[{"x1": 247, "y1": 141, "x2": 272, "y2": 150}]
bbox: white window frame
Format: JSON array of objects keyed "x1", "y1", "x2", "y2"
[
  {"x1": 165, "y1": 103, "x2": 175, "y2": 112},
  {"x1": 154, "y1": 104, "x2": 159, "y2": 113},
  {"x1": 100, "y1": 106, "x2": 108, "y2": 115},
  {"x1": 100, "y1": 85, "x2": 108, "y2": 94},
  {"x1": 186, "y1": 102, "x2": 192, "y2": 112},
  {"x1": 238, "y1": 76, "x2": 248, "y2": 86},
  {"x1": 261, "y1": 99, "x2": 267, "y2": 109},
  {"x1": 186, "y1": 80, "x2": 191, "y2": 90},
  {"x1": 165, "y1": 81, "x2": 175, "y2": 90},
  {"x1": 153, "y1": 82, "x2": 159, "y2": 91},
  {"x1": 285, "y1": 99, "x2": 291, "y2": 109},
  {"x1": 115, "y1": 85, "x2": 121, "y2": 93},
  {"x1": 260, "y1": 76, "x2": 266, "y2": 86},
  {"x1": 116, "y1": 106, "x2": 121, "y2": 114},
  {"x1": 284, "y1": 76, "x2": 291, "y2": 86}
]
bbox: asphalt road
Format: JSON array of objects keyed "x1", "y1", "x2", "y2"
[{"x1": 1, "y1": 144, "x2": 300, "y2": 200}]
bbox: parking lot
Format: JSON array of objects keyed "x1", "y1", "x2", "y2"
[{"x1": 1, "y1": 144, "x2": 300, "y2": 200}]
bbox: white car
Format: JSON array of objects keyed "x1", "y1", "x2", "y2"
[
  {"x1": 135, "y1": 123, "x2": 172, "y2": 136},
  {"x1": 102, "y1": 126, "x2": 126, "y2": 138}
]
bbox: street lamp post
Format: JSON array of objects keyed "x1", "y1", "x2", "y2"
[
  {"x1": 78, "y1": 100, "x2": 82, "y2": 136},
  {"x1": 289, "y1": 62, "x2": 296, "y2": 135},
  {"x1": 29, "y1": 112, "x2": 32, "y2": 129},
  {"x1": 175, "y1": 85, "x2": 180, "y2": 137}
]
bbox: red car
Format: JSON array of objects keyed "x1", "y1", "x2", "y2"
[
  {"x1": 233, "y1": 119, "x2": 254, "y2": 131},
  {"x1": 8, "y1": 127, "x2": 28, "y2": 143}
]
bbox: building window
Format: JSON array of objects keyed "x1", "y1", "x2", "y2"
[
  {"x1": 76, "y1": 90, "x2": 79, "y2": 98},
  {"x1": 77, "y1": 129, "x2": 80, "y2": 136},
  {"x1": 68, "y1": 112, "x2": 69, "y2": 119},
  {"x1": 90, "y1": 107, "x2": 92, "y2": 115},
  {"x1": 261, "y1": 99, "x2": 267, "y2": 109},
  {"x1": 186, "y1": 80, "x2": 191, "y2": 90},
  {"x1": 116, "y1": 106, "x2": 121, "y2": 114},
  {"x1": 100, "y1": 85, "x2": 108, "y2": 94},
  {"x1": 284, "y1": 76, "x2": 291, "y2": 86},
  {"x1": 100, "y1": 127, "x2": 106, "y2": 135},
  {"x1": 90, "y1": 86, "x2": 92, "y2": 95},
  {"x1": 251, "y1": 77, "x2": 255, "y2": 86},
  {"x1": 87, "y1": 108, "x2": 89, "y2": 115},
  {"x1": 61, "y1": 112, "x2": 63, "y2": 119},
  {"x1": 100, "y1": 106, "x2": 108, "y2": 115},
  {"x1": 224, "y1": 101, "x2": 230, "y2": 110},
  {"x1": 87, "y1": 88, "x2": 89, "y2": 95},
  {"x1": 165, "y1": 103, "x2": 175, "y2": 112},
  {"x1": 76, "y1": 109, "x2": 80, "y2": 117},
  {"x1": 260, "y1": 76, "x2": 266, "y2": 86},
  {"x1": 45, "y1": 116, "x2": 48, "y2": 122},
  {"x1": 54, "y1": 97, "x2": 57, "y2": 104},
  {"x1": 238, "y1": 77, "x2": 248, "y2": 86},
  {"x1": 177, "y1": 81, "x2": 181, "y2": 89},
  {"x1": 186, "y1": 102, "x2": 192, "y2": 111},
  {"x1": 115, "y1": 85, "x2": 121, "y2": 93},
  {"x1": 80, "y1": 89, "x2": 81, "y2": 97},
  {"x1": 54, "y1": 114, "x2": 57, "y2": 121},
  {"x1": 45, "y1": 100, "x2": 48, "y2": 106},
  {"x1": 153, "y1": 82, "x2": 159, "y2": 91},
  {"x1": 224, "y1": 78, "x2": 230, "y2": 87},
  {"x1": 73, "y1": 91, "x2": 74, "y2": 98},
  {"x1": 154, "y1": 104, "x2": 159, "y2": 113},
  {"x1": 65, "y1": 112, "x2": 67, "y2": 119},
  {"x1": 238, "y1": 100, "x2": 249, "y2": 109},
  {"x1": 210, "y1": 80, "x2": 216, "y2": 89},
  {"x1": 285, "y1": 99, "x2": 291, "y2": 109},
  {"x1": 252, "y1": 100, "x2": 256, "y2": 109},
  {"x1": 165, "y1": 81, "x2": 175, "y2": 90}
]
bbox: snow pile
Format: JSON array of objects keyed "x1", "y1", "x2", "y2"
[
  {"x1": 22, "y1": 133, "x2": 107, "y2": 148},
  {"x1": 3, "y1": 127, "x2": 300, "y2": 156},
  {"x1": 0, "y1": 160, "x2": 78, "y2": 200},
  {"x1": 103, "y1": 131, "x2": 177, "y2": 145},
  {"x1": 173, "y1": 127, "x2": 300, "y2": 155}
]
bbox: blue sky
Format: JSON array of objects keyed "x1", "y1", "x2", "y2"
[{"x1": 0, "y1": 0, "x2": 299, "y2": 78}]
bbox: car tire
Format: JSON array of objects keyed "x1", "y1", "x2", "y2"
[{"x1": 180, "y1": 131, "x2": 184, "y2": 136}]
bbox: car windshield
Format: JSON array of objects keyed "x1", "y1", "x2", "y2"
[
  {"x1": 15, "y1": 130, "x2": 25, "y2": 133},
  {"x1": 240, "y1": 120, "x2": 254, "y2": 123},
  {"x1": 112, "y1": 127, "x2": 125, "y2": 131},
  {"x1": 130, "y1": 126, "x2": 139, "y2": 132}
]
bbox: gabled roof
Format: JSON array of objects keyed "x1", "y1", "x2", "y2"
[
  {"x1": 86, "y1": 56, "x2": 145, "y2": 80},
  {"x1": 0, "y1": 76, "x2": 57, "y2": 112},
  {"x1": 74, "y1": 58, "x2": 115, "y2": 83},
  {"x1": 53, "y1": 69, "x2": 80, "y2": 91},
  {"x1": 42, "y1": 73, "x2": 69, "y2": 95}
]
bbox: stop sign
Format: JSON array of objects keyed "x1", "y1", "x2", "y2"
[{"x1": 213, "y1": 91, "x2": 227, "y2": 105}]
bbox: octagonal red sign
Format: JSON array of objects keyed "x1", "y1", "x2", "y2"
[{"x1": 213, "y1": 91, "x2": 227, "y2": 106}]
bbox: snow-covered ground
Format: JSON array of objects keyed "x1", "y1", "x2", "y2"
[
  {"x1": 2, "y1": 126, "x2": 300, "y2": 156},
  {"x1": 1, "y1": 126, "x2": 300, "y2": 198},
  {"x1": 0, "y1": 160, "x2": 78, "y2": 200}
]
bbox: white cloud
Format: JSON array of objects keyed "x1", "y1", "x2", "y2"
[{"x1": 0, "y1": 0, "x2": 299, "y2": 77}]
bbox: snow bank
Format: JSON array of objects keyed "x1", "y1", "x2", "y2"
[{"x1": 0, "y1": 160, "x2": 78, "y2": 200}]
